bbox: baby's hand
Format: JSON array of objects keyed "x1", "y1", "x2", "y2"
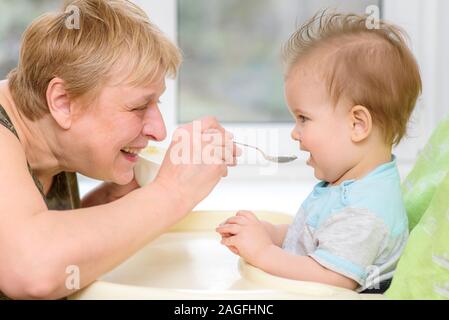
[
  {"x1": 216, "y1": 211, "x2": 274, "y2": 267},
  {"x1": 216, "y1": 214, "x2": 243, "y2": 255},
  {"x1": 217, "y1": 213, "x2": 277, "y2": 243}
]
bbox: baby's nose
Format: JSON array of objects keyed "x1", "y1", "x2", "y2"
[{"x1": 291, "y1": 129, "x2": 300, "y2": 141}]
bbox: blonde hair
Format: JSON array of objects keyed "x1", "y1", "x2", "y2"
[
  {"x1": 283, "y1": 11, "x2": 422, "y2": 146},
  {"x1": 8, "y1": 0, "x2": 182, "y2": 121}
]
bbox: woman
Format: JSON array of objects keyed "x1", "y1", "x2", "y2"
[{"x1": 0, "y1": 0, "x2": 239, "y2": 299}]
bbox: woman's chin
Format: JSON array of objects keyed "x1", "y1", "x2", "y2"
[{"x1": 111, "y1": 169, "x2": 135, "y2": 185}]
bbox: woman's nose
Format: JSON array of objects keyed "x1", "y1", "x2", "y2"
[{"x1": 142, "y1": 106, "x2": 167, "y2": 142}]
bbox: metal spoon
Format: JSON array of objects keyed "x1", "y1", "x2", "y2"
[{"x1": 234, "y1": 142, "x2": 298, "y2": 163}]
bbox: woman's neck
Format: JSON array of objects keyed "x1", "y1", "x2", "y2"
[{"x1": 0, "y1": 80, "x2": 65, "y2": 190}]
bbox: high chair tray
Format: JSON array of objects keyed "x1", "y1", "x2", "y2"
[{"x1": 69, "y1": 211, "x2": 384, "y2": 300}]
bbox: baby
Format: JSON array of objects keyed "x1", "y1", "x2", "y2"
[{"x1": 216, "y1": 12, "x2": 422, "y2": 293}]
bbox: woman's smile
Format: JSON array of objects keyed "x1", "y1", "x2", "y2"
[
  {"x1": 120, "y1": 146, "x2": 145, "y2": 163},
  {"x1": 120, "y1": 150, "x2": 139, "y2": 163}
]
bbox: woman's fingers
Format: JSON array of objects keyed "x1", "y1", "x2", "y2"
[
  {"x1": 227, "y1": 142, "x2": 241, "y2": 167},
  {"x1": 200, "y1": 116, "x2": 226, "y2": 135},
  {"x1": 202, "y1": 130, "x2": 238, "y2": 166},
  {"x1": 156, "y1": 117, "x2": 241, "y2": 211},
  {"x1": 233, "y1": 143, "x2": 242, "y2": 161}
]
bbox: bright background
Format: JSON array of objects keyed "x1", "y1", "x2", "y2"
[{"x1": 1, "y1": 0, "x2": 448, "y2": 215}]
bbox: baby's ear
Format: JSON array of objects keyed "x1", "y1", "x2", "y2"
[{"x1": 350, "y1": 105, "x2": 373, "y2": 143}]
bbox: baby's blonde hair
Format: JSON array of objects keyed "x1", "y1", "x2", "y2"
[
  {"x1": 283, "y1": 11, "x2": 422, "y2": 145},
  {"x1": 8, "y1": 0, "x2": 182, "y2": 121}
]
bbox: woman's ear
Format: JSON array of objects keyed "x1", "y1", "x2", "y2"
[
  {"x1": 350, "y1": 105, "x2": 373, "y2": 143},
  {"x1": 46, "y1": 78, "x2": 72, "y2": 129}
]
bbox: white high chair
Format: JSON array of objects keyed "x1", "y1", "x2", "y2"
[{"x1": 70, "y1": 211, "x2": 384, "y2": 300}]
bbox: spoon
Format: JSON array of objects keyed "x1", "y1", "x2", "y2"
[{"x1": 234, "y1": 142, "x2": 298, "y2": 163}]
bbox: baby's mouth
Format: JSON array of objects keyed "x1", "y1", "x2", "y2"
[{"x1": 306, "y1": 154, "x2": 313, "y2": 165}]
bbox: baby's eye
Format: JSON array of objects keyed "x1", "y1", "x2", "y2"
[{"x1": 298, "y1": 115, "x2": 309, "y2": 123}]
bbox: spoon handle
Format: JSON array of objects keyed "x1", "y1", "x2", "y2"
[{"x1": 233, "y1": 141, "x2": 298, "y2": 163}]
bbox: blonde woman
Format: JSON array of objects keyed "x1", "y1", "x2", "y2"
[{"x1": 0, "y1": 0, "x2": 238, "y2": 299}]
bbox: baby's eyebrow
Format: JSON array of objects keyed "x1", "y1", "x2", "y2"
[{"x1": 294, "y1": 107, "x2": 311, "y2": 115}]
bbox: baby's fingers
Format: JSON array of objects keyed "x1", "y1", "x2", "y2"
[
  {"x1": 221, "y1": 215, "x2": 247, "y2": 226},
  {"x1": 236, "y1": 210, "x2": 258, "y2": 221},
  {"x1": 221, "y1": 235, "x2": 238, "y2": 248},
  {"x1": 217, "y1": 234, "x2": 239, "y2": 254},
  {"x1": 216, "y1": 229, "x2": 233, "y2": 238},
  {"x1": 216, "y1": 224, "x2": 241, "y2": 236}
]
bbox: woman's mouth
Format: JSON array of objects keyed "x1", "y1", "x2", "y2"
[{"x1": 120, "y1": 147, "x2": 142, "y2": 163}]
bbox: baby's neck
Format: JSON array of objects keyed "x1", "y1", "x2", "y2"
[{"x1": 330, "y1": 147, "x2": 392, "y2": 186}]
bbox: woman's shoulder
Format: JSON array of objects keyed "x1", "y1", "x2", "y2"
[
  {"x1": 0, "y1": 112, "x2": 33, "y2": 193},
  {"x1": 0, "y1": 98, "x2": 79, "y2": 210},
  {"x1": 0, "y1": 116, "x2": 24, "y2": 157},
  {"x1": 0, "y1": 95, "x2": 24, "y2": 152},
  {"x1": 0, "y1": 122, "x2": 79, "y2": 210},
  {"x1": 0, "y1": 80, "x2": 12, "y2": 108},
  {"x1": 0, "y1": 81, "x2": 19, "y2": 134},
  {"x1": 0, "y1": 81, "x2": 26, "y2": 156},
  {"x1": 0, "y1": 120, "x2": 47, "y2": 214}
]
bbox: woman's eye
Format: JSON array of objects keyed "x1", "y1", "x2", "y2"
[
  {"x1": 133, "y1": 105, "x2": 147, "y2": 112},
  {"x1": 132, "y1": 100, "x2": 161, "y2": 112}
]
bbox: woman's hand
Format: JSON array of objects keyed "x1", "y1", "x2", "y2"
[
  {"x1": 153, "y1": 117, "x2": 241, "y2": 212},
  {"x1": 216, "y1": 211, "x2": 275, "y2": 267},
  {"x1": 81, "y1": 179, "x2": 140, "y2": 208}
]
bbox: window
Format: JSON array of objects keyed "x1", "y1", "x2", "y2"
[
  {"x1": 177, "y1": 0, "x2": 382, "y2": 124},
  {"x1": 0, "y1": 0, "x2": 60, "y2": 78}
]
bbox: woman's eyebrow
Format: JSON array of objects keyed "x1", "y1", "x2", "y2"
[{"x1": 129, "y1": 94, "x2": 156, "y2": 106}]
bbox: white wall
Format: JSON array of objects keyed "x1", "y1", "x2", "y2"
[
  {"x1": 132, "y1": 0, "x2": 178, "y2": 145},
  {"x1": 384, "y1": 0, "x2": 449, "y2": 164}
]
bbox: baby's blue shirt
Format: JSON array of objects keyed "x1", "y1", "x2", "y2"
[{"x1": 282, "y1": 155, "x2": 409, "y2": 291}]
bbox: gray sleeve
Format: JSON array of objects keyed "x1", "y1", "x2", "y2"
[{"x1": 309, "y1": 208, "x2": 389, "y2": 285}]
